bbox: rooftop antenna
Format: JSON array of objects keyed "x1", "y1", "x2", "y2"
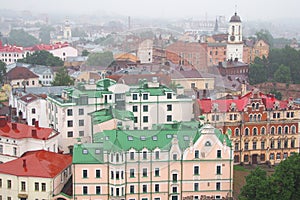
[{"x1": 235, "y1": 5, "x2": 238, "y2": 14}]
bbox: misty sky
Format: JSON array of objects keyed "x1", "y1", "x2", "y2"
[{"x1": 1, "y1": 0, "x2": 299, "y2": 21}]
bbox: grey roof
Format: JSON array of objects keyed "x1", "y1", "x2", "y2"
[
  {"x1": 29, "y1": 65, "x2": 53, "y2": 75},
  {"x1": 13, "y1": 86, "x2": 67, "y2": 95}
]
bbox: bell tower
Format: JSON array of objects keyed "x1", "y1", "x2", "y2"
[
  {"x1": 226, "y1": 12, "x2": 243, "y2": 61},
  {"x1": 63, "y1": 18, "x2": 72, "y2": 40}
]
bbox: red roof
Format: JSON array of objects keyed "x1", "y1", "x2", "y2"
[
  {"x1": 0, "y1": 44, "x2": 24, "y2": 53},
  {"x1": 198, "y1": 91, "x2": 290, "y2": 113},
  {"x1": 27, "y1": 42, "x2": 70, "y2": 51},
  {"x1": 0, "y1": 120, "x2": 55, "y2": 140},
  {"x1": 19, "y1": 93, "x2": 38, "y2": 103},
  {"x1": 6, "y1": 66, "x2": 39, "y2": 80},
  {"x1": 0, "y1": 150, "x2": 72, "y2": 178}
]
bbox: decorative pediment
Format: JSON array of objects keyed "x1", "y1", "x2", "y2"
[
  {"x1": 230, "y1": 102, "x2": 236, "y2": 111},
  {"x1": 212, "y1": 103, "x2": 219, "y2": 112},
  {"x1": 274, "y1": 101, "x2": 280, "y2": 110}
]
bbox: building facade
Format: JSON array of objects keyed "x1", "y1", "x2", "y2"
[
  {"x1": 196, "y1": 90, "x2": 300, "y2": 165},
  {"x1": 243, "y1": 39, "x2": 270, "y2": 64},
  {"x1": 73, "y1": 121, "x2": 233, "y2": 200}
]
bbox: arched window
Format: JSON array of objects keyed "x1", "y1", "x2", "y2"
[
  {"x1": 253, "y1": 127, "x2": 258, "y2": 136},
  {"x1": 291, "y1": 125, "x2": 296, "y2": 134},
  {"x1": 110, "y1": 154, "x2": 114, "y2": 162},
  {"x1": 252, "y1": 103, "x2": 255, "y2": 110},
  {"x1": 31, "y1": 108, "x2": 36, "y2": 114},
  {"x1": 271, "y1": 126, "x2": 275, "y2": 135},
  {"x1": 284, "y1": 126, "x2": 289, "y2": 134},
  {"x1": 258, "y1": 114, "x2": 262, "y2": 121},
  {"x1": 245, "y1": 128, "x2": 249, "y2": 136},
  {"x1": 261, "y1": 127, "x2": 266, "y2": 135},
  {"x1": 253, "y1": 114, "x2": 257, "y2": 121},
  {"x1": 278, "y1": 126, "x2": 282, "y2": 135},
  {"x1": 255, "y1": 103, "x2": 259, "y2": 109},
  {"x1": 249, "y1": 114, "x2": 253, "y2": 122},
  {"x1": 116, "y1": 153, "x2": 119, "y2": 162},
  {"x1": 235, "y1": 128, "x2": 240, "y2": 136}
]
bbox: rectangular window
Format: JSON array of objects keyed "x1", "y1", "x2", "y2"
[
  {"x1": 83, "y1": 170, "x2": 88, "y2": 178},
  {"x1": 195, "y1": 150, "x2": 199, "y2": 158},
  {"x1": 216, "y1": 182, "x2": 221, "y2": 191},
  {"x1": 172, "y1": 186, "x2": 177, "y2": 193},
  {"x1": 235, "y1": 143, "x2": 239, "y2": 151},
  {"x1": 143, "y1": 105, "x2": 148, "y2": 112},
  {"x1": 167, "y1": 93, "x2": 172, "y2": 99},
  {"x1": 167, "y1": 115, "x2": 172, "y2": 122},
  {"x1": 41, "y1": 183, "x2": 46, "y2": 191},
  {"x1": 96, "y1": 169, "x2": 101, "y2": 178},
  {"x1": 132, "y1": 94, "x2": 138, "y2": 100},
  {"x1": 7, "y1": 180, "x2": 11, "y2": 189},
  {"x1": 261, "y1": 141, "x2": 265, "y2": 149},
  {"x1": 253, "y1": 141, "x2": 257, "y2": 150},
  {"x1": 79, "y1": 131, "x2": 84, "y2": 136},
  {"x1": 21, "y1": 181, "x2": 26, "y2": 191},
  {"x1": 194, "y1": 183, "x2": 199, "y2": 191},
  {"x1": 244, "y1": 142, "x2": 249, "y2": 150},
  {"x1": 167, "y1": 104, "x2": 172, "y2": 111},
  {"x1": 67, "y1": 120, "x2": 73, "y2": 127},
  {"x1": 130, "y1": 169, "x2": 135, "y2": 177},
  {"x1": 173, "y1": 174, "x2": 178, "y2": 182},
  {"x1": 143, "y1": 116, "x2": 148, "y2": 123},
  {"x1": 130, "y1": 152, "x2": 134, "y2": 160},
  {"x1": 155, "y1": 168, "x2": 160, "y2": 176},
  {"x1": 143, "y1": 168, "x2": 147, "y2": 177},
  {"x1": 191, "y1": 83, "x2": 196, "y2": 88},
  {"x1": 79, "y1": 108, "x2": 84, "y2": 115},
  {"x1": 143, "y1": 94, "x2": 148, "y2": 100},
  {"x1": 143, "y1": 151, "x2": 147, "y2": 159},
  {"x1": 0, "y1": 179, "x2": 2, "y2": 188},
  {"x1": 134, "y1": 117, "x2": 138, "y2": 123},
  {"x1": 216, "y1": 166, "x2": 221, "y2": 175},
  {"x1": 83, "y1": 186, "x2": 88, "y2": 195},
  {"x1": 143, "y1": 185, "x2": 147, "y2": 193},
  {"x1": 34, "y1": 182, "x2": 39, "y2": 191},
  {"x1": 155, "y1": 184, "x2": 160, "y2": 192},
  {"x1": 130, "y1": 185, "x2": 134, "y2": 194},
  {"x1": 155, "y1": 151, "x2": 160, "y2": 159},
  {"x1": 132, "y1": 106, "x2": 138, "y2": 112},
  {"x1": 217, "y1": 150, "x2": 222, "y2": 158},
  {"x1": 79, "y1": 120, "x2": 84, "y2": 126},
  {"x1": 67, "y1": 131, "x2": 73, "y2": 137},
  {"x1": 96, "y1": 186, "x2": 101, "y2": 194},
  {"x1": 194, "y1": 166, "x2": 199, "y2": 175},
  {"x1": 67, "y1": 109, "x2": 73, "y2": 116}
]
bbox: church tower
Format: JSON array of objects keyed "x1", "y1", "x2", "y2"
[
  {"x1": 226, "y1": 12, "x2": 243, "y2": 61},
  {"x1": 63, "y1": 18, "x2": 72, "y2": 40}
]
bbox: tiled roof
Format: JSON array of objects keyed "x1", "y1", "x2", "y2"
[
  {"x1": 0, "y1": 150, "x2": 72, "y2": 178},
  {"x1": 0, "y1": 44, "x2": 24, "y2": 53},
  {"x1": 7, "y1": 66, "x2": 39, "y2": 80},
  {"x1": 171, "y1": 69, "x2": 204, "y2": 79},
  {"x1": 0, "y1": 119, "x2": 55, "y2": 140},
  {"x1": 27, "y1": 42, "x2": 70, "y2": 51},
  {"x1": 19, "y1": 93, "x2": 38, "y2": 103},
  {"x1": 114, "y1": 53, "x2": 139, "y2": 62}
]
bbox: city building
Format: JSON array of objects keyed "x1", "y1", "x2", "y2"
[
  {"x1": 243, "y1": 39, "x2": 270, "y2": 64},
  {"x1": 0, "y1": 116, "x2": 59, "y2": 163},
  {"x1": 196, "y1": 89, "x2": 300, "y2": 165},
  {"x1": 0, "y1": 42, "x2": 28, "y2": 65},
  {"x1": 0, "y1": 150, "x2": 72, "y2": 200},
  {"x1": 73, "y1": 121, "x2": 233, "y2": 200},
  {"x1": 6, "y1": 66, "x2": 41, "y2": 88},
  {"x1": 137, "y1": 39, "x2": 153, "y2": 64}
]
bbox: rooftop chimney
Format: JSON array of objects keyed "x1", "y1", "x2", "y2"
[
  {"x1": 12, "y1": 123, "x2": 17, "y2": 130},
  {"x1": 32, "y1": 129, "x2": 37, "y2": 137},
  {"x1": 34, "y1": 121, "x2": 39, "y2": 128},
  {"x1": 0, "y1": 116, "x2": 7, "y2": 127}
]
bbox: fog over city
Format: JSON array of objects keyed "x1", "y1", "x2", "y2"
[{"x1": 1, "y1": 0, "x2": 300, "y2": 20}]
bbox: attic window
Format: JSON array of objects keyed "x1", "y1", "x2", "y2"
[
  {"x1": 128, "y1": 136, "x2": 133, "y2": 141},
  {"x1": 152, "y1": 136, "x2": 158, "y2": 141},
  {"x1": 82, "y1": 149, "x2": 88, "y2": 154},
  {"x1": 140, "y1": 136, "x2": 146, "y2": 141},
  {"x1": 205, "y1": 141, "x2": 212, "y2": 146},
  {"x1": 105, "y1": 136, "x2": 110, "y2": 141},
  {"x1": 95, "y1": 149, "x2": 101, "y2": 154},
  {"x1": 166, "y1": 134, "x2": 172, "y2": 139},
  {"x1": 183, "y1": 136, "x2": 189, "y2": 141}
]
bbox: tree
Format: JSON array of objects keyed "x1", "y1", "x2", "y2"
[
  {"x1": 86, "y1": 51, "x2": 114, "y2": 67},
  {"x1": 52, "y1": 67, "x2": 74, "y2": 86},
  {"x1": 0, "y1": 60, "x2": 7, "y2": 85},
  {"x1": 248, "y1": 57, "x2": 267, "y2": 85},
  {"x1": 269, "y1": 89, "x2": 282, "y2": 100},
  {"x1": 19, "y1": 50, "x2": 64, "y2": 66},
  {"x1": 274, "y1": 64, "x2": 291, "y2": 83},
  {"x1": 7, "y1": 29, "x2": 40, "y2": 47},
  {"x1": 81, "y1": 49, "x2": 90, "y2": 56},
  {"x1": 239, "y1": 167, "x2": 269, "y2": 200}
]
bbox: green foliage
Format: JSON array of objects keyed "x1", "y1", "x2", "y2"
[
  {"x1": 52, "y1": 67, "x2": 74, "y2": 86},
  {"x1": 19, "y1": 50, "x2": 64, "y2": 66},
  {"x1": 86, "y1": 51, "x2": 114, "y2": 67},
  {"x1": 81, "y1": 49, "x2": 90, "y2": 56},
  {"x1": 39, "y1": 26, "x2": 54, "y2": 44},
  {"x1": 269, "y1": 89, "x2": 282, "y2": 100},
  {"x1": 0, "y1": 60, "x2": 7, "y2": 85},
  {"x1": 249, "y1": 57, "x2": 267, "y2": 85},
  {"x1": 7, "y1": 29, "x2": 40, "y2": 47},
  {"x1": 239, "y1": 153, "x2": 300, "y2": 200},
  {"x1": 274, "y1": 64, "x2": 291, "y2": 83}
]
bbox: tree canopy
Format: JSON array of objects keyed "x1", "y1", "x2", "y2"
[
  {"x1": 239, "y1": 153, "x2": 300, "y2": 200},
  {"x1": 39, "y1": 26, "x2": 54, "y2": 44},
  {"x1": 7, "y1": 29, "x2": 40, "y2": 47},
  {"x1": 0, "y1": 60, "x2": 7, "y2": 85},
  {"x1": 19, "y1": 50, "x2": 64, "y2": 66},
  {"x1": 86, "y1": 51, "x2": 114, "y2": 67},
  {"x1": 52, "y1": 67, "x2": 74, "y2": 86}
]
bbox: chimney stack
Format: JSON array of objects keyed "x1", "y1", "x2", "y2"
[
  {"x1": 12, "y1": 123, "x2": 17, "y2": 130},
  {"x1": 32, "y1": 129, "x2": 37, "y2": 137},
  {"x1": 0, "y1": 116, "x2": 7, "y2": 127},
  {"x1": 34, "y1": 121, "x2": 39, "y2": 128}
]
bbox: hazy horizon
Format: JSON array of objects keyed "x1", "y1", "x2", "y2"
[{"x1": 1, "y1": 0, "x2": 300, "y2": 21}]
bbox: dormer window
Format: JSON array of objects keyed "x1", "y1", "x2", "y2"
[
  {"x1": 274, "y1": 101, "x2": 280, "y2": 110},
  {"x1": 230, "y1": 102, "x2": 236, "y2": 111},
  {"x1": 212, "y1": 103, "x2": 219, "y2": 112}
]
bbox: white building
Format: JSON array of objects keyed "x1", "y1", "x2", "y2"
[
  {"x1": 0, "y1": 43, "x2": 27, "y2": 65},
  {"x1": 226, "y1": 12, "x2": 243, "y2": 61},
  {"x1": 0, "y1": 150, "x2": 72, "y2": 200},
  {"x1": 137, "y1": 39, "x2": 153, "y2": 63},
  {"x1": 0, "y1": 116, "x2": 59, "y2": 163},
  {"x1": 29, "y1": 65, "x2": 54, "y2": 86}
]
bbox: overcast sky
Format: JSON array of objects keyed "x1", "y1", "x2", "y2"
[{"x1": 1, "y1": 0, "x2": 299, "y2": 21}]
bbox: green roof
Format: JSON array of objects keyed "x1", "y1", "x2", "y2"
[
  {"x1": 73, "y1": 143, "x2": 104, "y2": 164},
  {"x1": 90, "y1": 108, "x2": 134, "y2": 125},
  {"x1": 126, "y1": 81, "x2": 173, "y2": 97}
]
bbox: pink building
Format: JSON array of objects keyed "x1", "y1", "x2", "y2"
[{"x1": 72, "y1": 121, "x2": 233, "y2": 200}]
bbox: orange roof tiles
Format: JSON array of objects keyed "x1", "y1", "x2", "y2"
[{"x1": 0, "y1": 150, "x2": 72, "y2": 178}]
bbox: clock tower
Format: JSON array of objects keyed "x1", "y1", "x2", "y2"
[{"x1": 226, "y1": 12, "x2": 243, "y2": 61}]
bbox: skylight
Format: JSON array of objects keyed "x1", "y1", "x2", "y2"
[
  {"x1": 183, "y1": 136, "x2": 189, "y2": 141},
  {"x1": 128, "y1": 136, "x2": 133, "y2": 141},
  {"x1": 152, "y1": 136, "x2": 158, "y2": 141},
  {"x1": 95, "y1": 149, "x2": 101, "y2": 154},
  {"x1": 140, "y1": 136, "x2": 146, "y2": 141},
  {"x1": 166, "y1": 134, "x2": 172, "y2": 139},
  {"x1": 82, "y1": 149, "x2": 88, "y2": 154}
]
